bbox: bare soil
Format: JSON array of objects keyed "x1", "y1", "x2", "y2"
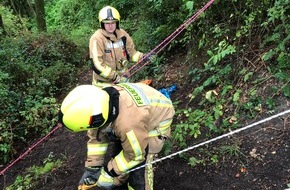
[{"x1": 1, "y1": 58, "x2": 290, "y2": 190}]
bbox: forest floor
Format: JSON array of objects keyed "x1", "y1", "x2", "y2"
[{"x1": 1, "y1": 54, "x2": 290, "y2": 190}]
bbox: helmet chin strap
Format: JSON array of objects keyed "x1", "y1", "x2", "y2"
[{"x1": 103, "y1": 87, "x2": 120, "y2": 123}]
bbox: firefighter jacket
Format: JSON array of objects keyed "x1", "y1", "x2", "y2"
[
  {"x1": 89, "y1": 29, "x2": 144, "y2": 84},
  {"x1": 85, "y1": 83, "x2": 175, "y2": 176}
]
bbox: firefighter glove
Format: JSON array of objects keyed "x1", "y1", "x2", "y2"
[
  {"x1": 96, "y1": 167, "x2": 115, "y2": 190},
  {"x1": 118, "y1": 59, "x2": 129, "y2": 67},
  {"x1": 79, "y1": 166, "x2": 101, "y2": 186}
]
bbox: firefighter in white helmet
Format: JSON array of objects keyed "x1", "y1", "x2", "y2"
[
  {"x1": 89, "y1": 5, "x2": 155, "y2": 88},
  {"x1": 59, "y1": 83, "x2": 175, "y2": 190}
]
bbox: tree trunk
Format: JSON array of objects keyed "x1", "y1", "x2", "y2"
[
  {"x1": 35, "y1": 0, "x2": 47, "y2": 32},
  {"x1": 0, "y1": 14, "x2": 6, "y2": 36}
]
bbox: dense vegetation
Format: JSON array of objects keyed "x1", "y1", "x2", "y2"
[{"x1": 0, "y1": 0, "x2": 289, "y2": 171}]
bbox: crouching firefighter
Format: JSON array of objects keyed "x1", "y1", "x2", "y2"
[{"x1": 59, "y1": 82, "x2": 175, "y2": 190}]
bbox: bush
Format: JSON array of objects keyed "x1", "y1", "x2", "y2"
[{"x1": 0, "y1": 32, "x2": 85, "y2": 164}]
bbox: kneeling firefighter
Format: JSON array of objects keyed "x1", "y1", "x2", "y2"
[{"x1": 59, "y1": 83, "x2": 175, "y2": 190}]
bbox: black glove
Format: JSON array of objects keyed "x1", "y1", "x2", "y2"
[
  {"x1": 142, "y1": 53, "x2": 157, "y2": 63},
  {"x1": 79, "y1": 166, "x2": 101, "y2": 186}
]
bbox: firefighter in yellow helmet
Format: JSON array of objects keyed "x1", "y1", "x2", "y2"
[
  {"x1": 89, "y1": 5, "x2": 155, "y2": 88},
  {"x1": 59, "y1": 83, "x2": 175, "y2": 190}
]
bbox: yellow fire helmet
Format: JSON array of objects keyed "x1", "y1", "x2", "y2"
[
  {"x1": 98, "y1": 6, "x2": 120, "y2": 26},
  {"x1": 60, "y1": 85, "x2": 110, "y2": 132}
]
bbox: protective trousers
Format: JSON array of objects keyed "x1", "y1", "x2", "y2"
[{"x1": 108, "y1": 143, "x2": 153, "y2": 190}]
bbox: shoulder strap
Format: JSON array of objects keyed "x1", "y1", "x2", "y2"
[{"x1": 121, "y1": 36, "x2": 130, "y2": 61}]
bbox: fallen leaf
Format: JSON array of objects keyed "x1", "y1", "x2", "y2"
[
  {"x1": 240, "y1": 167, "x2": 246, "y2": 173},
  {"x1": 250, "y1": 148, "x2": 258, "y2": 158},
  {"x1": 229, "y1": 116, "x2": 237, "y2": 123}
]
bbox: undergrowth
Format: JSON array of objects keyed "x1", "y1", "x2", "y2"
[
  {"x1": 4, "y1": 153, "x2": 64, "y2": 190},
  {"x1": 167, "y1": 0, "x2": 290, "y2": 167}
]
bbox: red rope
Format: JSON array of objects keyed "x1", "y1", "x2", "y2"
[
  {"x1": 0, "y1": 123, "x2": 62, "y2": 175},
  {"x1": 126, "y1": 0, "x2": 216, "y2": 78}
]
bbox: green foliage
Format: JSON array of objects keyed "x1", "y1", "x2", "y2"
[
  {"x1": 171, "y1": 1, "x2": 290, "y2": 166},
  {"x1": 19, "y1": 96, "x2": 59, "y2": 134},
  {"x1": 189, "y1": 40, "x2": 235, "y2": 102},
  {"x1": 161, "y1": 141, "x2": 173, "y2": 156},
  {"x1": 186, "y1": 142, "x2": 245, "y2": 168},
  {"x1": 5, "y1": 153, "x2": 63, "y2": 190},
  {"x1": 282, "y1": 85, "x2": 290, "y2": 98},
  {"x1": 260, "y1": 0, "x2": 290, "y2": 98},
  {"x1": 220, "y1": 144, "x2": 240, "y2": 158},
  {"x1": 271, "y1": 72, "x2": 290, "y2": 98},
  {"x1": 0, "y1": 32, "x2": 83, "y2": 164},
  {"x1": 265, "y1": 97, "x2": 276, "y2": 111},
  {"x1": 173, "y1": 108, "x2": 218, "y2": 147},
  {"x1": 205, "y1": 40, "x2": 236, "y2": 68},
  {"x1": 188, "y1": 156, "x2": 205, "y2": 167},
  {"x1": 0, "y1": 5, "x2": 30, "y2": 36},
  {"x1": 45, "y1": 0, "x2": 99, "y2": 47}
]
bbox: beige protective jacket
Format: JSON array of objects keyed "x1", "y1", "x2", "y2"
[
  {"x1": 89, "y1": 29, "x2": 143, "y2": 84},
  {"x1": 86, "y1": 83, "x2": 175, "y2": 176}
]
